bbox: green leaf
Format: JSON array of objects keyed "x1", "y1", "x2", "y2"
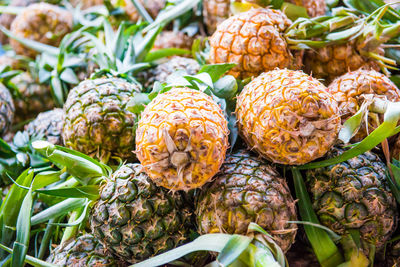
[
  {"x1": 213, "y1": 75, "x2": 238, "y2": 99},
  {"x1": 338, "y1": 103, "x2": 367, "y2": 143},
  {"x1": 36, "y1": 185, "x2": 99, "y2": 200},
  {"x1": 292, "y1": 168, "x2": 344, "y2": 267},
  {"x1": 60, "y1": 68, "x2": 79, "y2": 85},
  {"x1": 0, "y1": 243, "x2": 57, "y2": 267},
  {"x1": 31, "y1": 198, "x2": 86, "y2": 226},
  {"x1": 12, "y1": 188, "x2": 33, "y2": 267},
  {"x1": 126, "y1": 93, "x2": 151, "y2": 115},
  {"x1": 0, "y1": 25, "x2": 59, "y2": 56},
  {"x1": 50, "y1": 76, "x2": 65, "y2": 107},
  {"x1": 198, "y1": 64, "x2": 236, "y2": 83},
  {"x1": 32, "y1": 141, "x2": 108, "y2": 185},
  {"x1": 144, "y1": 48, "x2": 191, "y2": 62},
  {"x1": 133, "y1": 234, "x2": 233, "y2": 267},
  {"x1": 0, "y1": 5, "x2": 24, "y2": 15},
  {"x1": 31, "y1": 171, "x2": 62, "y2": 191},
  {"x1": 281, "y1": 2, "x2": 309, "y2": 21},
  {"x1": 217, "y1": 235, "x2": 252, "y2": 266}
]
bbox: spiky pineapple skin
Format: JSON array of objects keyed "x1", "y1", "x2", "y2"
[
  {"x1": 122, "y1": 0, "x2": 165, "y2": 22},
  {"x1": 153, "y1": 31, "x2": 195, "y2": 51},
  {"x1": 46, "y1": 234, "x2": 124, "y2": 267},
  {"x1": 328, "y1": 69, "x2": 400, "y2": 142},
  {"x1": 136, "y1": 87, "x2": 229, "y2": 191},
  {"x1": 236, "y1": 69, "x2": 340, "y2": 165},
  {"x1": 203, "y1": 0, "x2": 230, "y2": 34},
  {"x1": 0, "y1": 84, "x2": 14, "y2": 137},
  {"x1": 287, "y1": 0, "x2": 326, "y2": 17},
  {"x1": 0, "y1": 0, "x2": 38, "y2": 44},
  {"x1": 139, "y1": 56, "x2": 200, "y2": 88},
  {"x1": 10, "y1": 3, "x2": 73, "y2": 58},
  {"x1": 90, "y1": 163, "x2": 193, "y2": 263},
  {"x1": 304, "y1": 41, "x2": 384, "y2": 83},
  {"x1": 196, "y1": 150, "x2": 298, "y2": 252},
  {"x1": 209, "y1": 8, "x2": 300, "y2": 79},
  {"x1": 62, "y1": 78, "x2": 139, "y2": 160},
  {"x1": 306, "y1": 147, "x2": 398, "y2": 249},
  {"x1": 24, "y1": 108, "x2": 64, "y2": 145},
  {"x1": 11, "y1": 72, "x2": 54, "y2": 124}
]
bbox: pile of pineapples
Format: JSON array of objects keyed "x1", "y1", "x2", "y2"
[{"x1": 1, "y1": 0, "x2": 400, "y2": 266}]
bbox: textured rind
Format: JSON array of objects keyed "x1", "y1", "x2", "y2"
[
  {"x1": 203, "y1": 0, "x2": 325, "y2": 34},
  {"x1": 203, "y1": 0, "x2": 230, "y2": 34},
  {"x1": 136, "y1": 87, "x2": 229, "y2": 191},
  {"x1": 236, "y1": 69, "x2": 341, "y2": 165},
  {"x1": 90, "y1": 163, "x2": 192, "y2": 263},
  {"x1": 25, "y1": 108, "x2": 64, "y2": 145},
  {"x1": 140, "y1": 56, "x2": 201, "y2": 88},
  {"x1": 304, "y1": 41, "x2": 383, "y2": 83},
  {"x1": 46, "y1": 234, "x2": 122, "y2": 267},
  {"x1": 153, "y1": 31, "x2": 195, "y2": 51},
  {"x1": 62, "y1": 78, "x2": 139, "y2": 160},
  {"x1": 0, "y1": 0, "x2": 38, "y2": 44},
  {"x1": 123, "y1": 0, "x2": 165, "y2": 22},
  {"x1": 306, "y1": 147, "x2": 398, "y2": 249},
  {"x1": 10, "y1": 3, "x2": 73, "y2": 58},
  {"x1": 12, "y1": 72, "x2": 54, "y2": 124},
  {"x1": 328, "y1": 69, "x2": 400, "y2": 142},
  {"x1": 0, "y1": 84, "x2": 15, "y2": 137},
  {"x1": 287, "y1": 0, "x2": 326, "y2": 17},
  {"x1": 196, "y1": 150, "x2": 297, "y2": 252},
  {"x1": 209, "y1": 8, "x2": 299, "y2": 79}
]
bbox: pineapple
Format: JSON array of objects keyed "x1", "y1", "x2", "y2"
[
  {"x1": 122, "y1": 0, "x2": 165, "y2": 22},
  {"x1": 208, "y1": 8, "x2": 301, "y2": 79},
  {"x1": 11, "y1": 72, "x2": 54, "y2": 124},
  {"x1": 135, "y1": 87, "x2": 229, "y2": 191},
  {"x1": 0, "y1": 0, "x2": 38, "y2": 44},
  {"x1": 304, "y1": 42, "x2": 384, "y2": 84},
  {"x1": 62, "y1": 78, "x2": 139, "y2": 160},
  {"x1": 286, "y1": 0, "x2": 326, "y2": 17},
  {"x1": 10, "y1": 3, "x2": 73, "y2": 58},
  {"x1": 305, "y1": 146, "x2": 398, "y2": 252},
  {"x1": 47, "y1": 233, "x2": 124, "y2": 267},
  {"x1": 236, "y1": 69, "x2": 341, "y2": 165},
  {"x1": 24, "y1": 108, "x2": 64, "y2": 145},
  {"x1": 327, "y1": 69, "x2": 400, "y2": 142},
  {"x1": 153, "y1": 31, "x2": 195, "y2": 51},
  {"x1": 68, "y1": 0, "x2": 104, "y2": 9},
  {"x1": 196, "y1": 149, "x2": 298, "y2": 252},
  {"x1": 0, "y1": 84, "x2": 14, "y2": 137},
  {"x1": 203, "y1": 0, "x2": 325, "y2": 34},
  {"x1": 139, "y1": 56, "x2": 201, "y2": 89},
  {"x1": 90, "y1": 163, "x2": 193, "y2": 263}
]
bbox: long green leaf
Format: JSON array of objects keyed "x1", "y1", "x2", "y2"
[
  {"x1": 292, "y1": 168, "x2": 343, "y2": 267},
  {"x1": 12, "y1": 188, "x2": 33, "y2": 267},
  {"x1": 133, "y1": 234, "x2": 233, "y2": 267},
  {"x1": 0, "y1": 243, "x2": 57, "y2": 267},
  {"x1": 31, "y1": 198, "x2": 86, "y2": 225},
  {"x1": 217, "y1": 235, "x2": 252, "y2": 266},
  {"x1": 36, "y1": 185, "x2": 99, "y2": 200}
]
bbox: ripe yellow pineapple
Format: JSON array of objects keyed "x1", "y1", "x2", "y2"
[
  {"x1": 236, "y1": 69, "x2": 341, "y2": 165},
  {"x1": 135, "y1": 87, "x2": 229, "y2": 191},
  {"x1": 10, "y1": 3, "x2": 73, "y2": 58},
  {"x1": 122, "y1": 0, "x2": 165, "y2": 22},
  {"x1": 203, "y1": 0, "x2": 326, "y2": 34},
  {"x1": 304, "y1": 41, "x2": 384, "y2": 84},
  {"x1": 208, "y1": 8, "x2": 301, "y2": 79},
  {"x1": 328, "y1": 69, "x2": 400, "y2": 142}
]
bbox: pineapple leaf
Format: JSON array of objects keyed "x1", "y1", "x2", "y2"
[
  {"x1": 0, "y1": 243, "x2": 57, "y2": 267},
  {"x1": 12, "y1": 188, "x2": 33, "y2": 267},
  {"x1": 36, "y1": 186, "x2": 99, "y2": 200},
  {"x1": 213, "y1": 75, "x2": 238, "y2": 100},
  {"x1": 0, "y1": 5, "x2": 23, "y2": 14},
  {"x1": 198, "y1": 63, "x2": 236, "y2": 83},
  {"x1": 0, "y1": 25, "x2": 59, "y2": 56},
  {"x1": 126, "y1": 93, "x2": 151, "y2": 115},
  {"x1": 217, "y1": 235, "x2": 252, "y2": 266},
  {"x1": 281, "y1": 2, "x2": 309, "y2": 21},
  {"x1": 291, "y1": 168, "x2": 344, "y2": 267},
  {"x1": 31, "y1": 198, "x2": 86, "y2": 226},
  {"x1": 300, "y1": 100, "x2": 400, "y2": 170},
  {"x1": 60, "y1": 68, "x2": 79, "y2": 85},
  {"x1": 129, "y1": 0, "x2": 154, "y2": 22},
  {"x1": 144, "y1": 48, "x2": 191, "y2": 62}
]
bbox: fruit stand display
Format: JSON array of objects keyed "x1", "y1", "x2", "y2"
[{"x1": 1, "y1": 0, "x2": 400, "y2": 266}]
